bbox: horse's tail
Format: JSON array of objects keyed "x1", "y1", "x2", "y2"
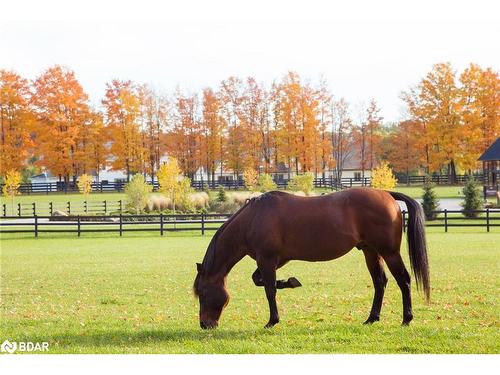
[{"x1": 388, "y1": 191, "x2": 430, "y2": 302}]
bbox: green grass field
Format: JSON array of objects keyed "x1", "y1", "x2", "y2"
[{"x1": 1, "y1": 229, "x2": 498, "y2": 354}]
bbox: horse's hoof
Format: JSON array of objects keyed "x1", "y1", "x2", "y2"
[
  {"x1": 264, "y1": 320, "x2": 279, "y2": 329},
  {"x1": 402, "y1": 315, "x2": 413, "y2": 326},
  {"x1": 363, "y1": 316, "x2": 380, "y2": 325},
  {"x1": 287, "y1": 277, "x2": 302, "y2": 288}
]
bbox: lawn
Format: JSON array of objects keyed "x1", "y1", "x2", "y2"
[
  {"x1": 394, "y1": 185, "x2": 466, "y2": 199},
  {"x1": 1, "y1": 230, "x2": 498, "y2": 354}
]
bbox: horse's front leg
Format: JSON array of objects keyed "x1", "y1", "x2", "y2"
[{"x1": 256, "y1": 257, "x2": 279, "y2": 328}]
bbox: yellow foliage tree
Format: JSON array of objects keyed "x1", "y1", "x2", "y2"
[
  {"x1": 2, "y1": 169, "x2": 21, "y2": 214},
  {"x1": 371, "y1": 162, "x2": 397, "y2": 190},
  {"x1": 243, "y1": 168, "x2": 258, "y2": 192},
  {"x1": 157, "y1": 157, "x2": 194, "y2": 212},
  {"x1": 77, "y1": 174, "x2": 93, "y2": 196}
]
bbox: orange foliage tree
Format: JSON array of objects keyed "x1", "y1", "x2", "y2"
[
  {"x1": 0, "y1": 70, "x2": 34, "y2": 176},
  {"x1": 32, "y1": 65, "x2": 90, "y2": 183},
  {"x1": 102, "y1": 80, "x2": 144, "y2": 181}
]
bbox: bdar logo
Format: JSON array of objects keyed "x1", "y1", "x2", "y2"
[{"x1": 1, "y1": 340, "x2": 17, "y2": 354}]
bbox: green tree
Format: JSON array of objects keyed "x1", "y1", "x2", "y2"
[
  {"x1": 461, "y1": 176, "x2": 483, "y2": 218},
  {"x1": 217, "y1": 185, "x2": 227, "y2": 202},
  {"x1": 257, "y1": 173, "x2": 277, "y2": 192},
  {"x1": 124, "y1": 174, "x2": 152, "y2": 214},
  {"x1": 288, "y1": 173, "x2": 314, "y2": 195},
  {"x1": 421, "y1": 178, "x2": 439, "y2": 220}
]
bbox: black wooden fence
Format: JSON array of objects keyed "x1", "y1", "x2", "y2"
[
  {"x1": 0, "y1": 213, "x2": 231, "y2": 237},
  {"x1": 0, "y1": 174, "x2": 485, "y2": 195},
  {"x1": 2, "y1": 200, "x2": 123, "y2": 217},
  {"x1": 1, "y1": 210, "x2": 498, "y2": 237}
]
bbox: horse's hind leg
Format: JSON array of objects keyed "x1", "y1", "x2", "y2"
[
  {"x1": 363, "y1": 250, "x2": 388, "y2": 324},
  {"x1": 381, "y1": 252, "x2": 413, "y2": 325}
]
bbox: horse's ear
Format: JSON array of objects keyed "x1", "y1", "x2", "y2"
[{"x1": 196, "y1": 263, "x2": 204, "y2": 274}]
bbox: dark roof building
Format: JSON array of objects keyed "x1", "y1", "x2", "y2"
[
  {"x1": 478, "y1": 137, "x2": 500, "y2": 198},
  {"x1": 479, "y1": 138, "x2": 500, "y2": 161}
]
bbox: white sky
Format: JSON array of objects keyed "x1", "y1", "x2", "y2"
[{"x1": 1, "y1": 0, "x2": 499, "y2": 122}]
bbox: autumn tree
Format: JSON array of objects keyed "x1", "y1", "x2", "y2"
[
  {"x1": 32, "y1": 65, "x2": 90, "y2": 183},
  {"x1": 2, "y1": 169, "x2": 21, "y2": 214},
  {"x1": 316, "y1": 78, "x2": 334, "y2": 178},
  {"x1": 166, "y1": 91, "x2": 201, "y2": 179},
  {"x1": 0, "y1": 70, "x2": 35, "y2": 176},
  {"x1": 102, "y1": 79, "x2": 144, "y2": 181},
  {"x1": 219, "y1": 77, "x2": 247, "y2": 178},
  {"x1": 371, "y1": 161, "x2": 397, "y2": 190},
  {"x1": 200, "y1": 88, "x2": 224, "y2": 183},
  {"x1": 385, "y1": 120, "x2": 424, "y2": 177},
  {"x1": 459, "y1": 64, "x2": 500, "y2": 171},
  {"x1": 157, "y1": 157, "x2": 193, "y2": 212},
  {"x1": 77, "y1": 173, "x2": 93, "y2": 196},
  {"x1": 239, "y1": 78, "x2": 270, "y2": 171},
  {"x1": 272, "y1": 72, "x2": 321, "y2": 175},
  {"x1": 403, "y1": 63, "x2": 464, "y2": 183},
  {"x1": 139, "y1": 85, "x2": 168, "y2": 183},
  {"x1": 331, "y1": 98, "x2": 355, "y2": 181}
]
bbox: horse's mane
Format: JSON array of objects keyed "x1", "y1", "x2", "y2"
[
  {"x1": 200, "y1": 197, "x2": 256, "y2": 273},
  {"x1": 193, "y1": 192, "x2": 285, "y2": 295}
]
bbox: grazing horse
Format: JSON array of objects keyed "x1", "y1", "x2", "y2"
[{"x1": 193, "y1": 188, "x2": 430, "y2": 329}]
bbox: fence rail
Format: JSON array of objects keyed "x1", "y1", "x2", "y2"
[
  {"x1": 0, "y1": 173, "x2": 486, "y2": 195},
  {"x1": 1, "y1": 209, "x2": 498, "y2": 237},
  {"x1": 0, "y1": 213, "x2": 231, "y2": 237},
  {"x1": 2, "y1": 200, "x2": 124, "y2": 217}
]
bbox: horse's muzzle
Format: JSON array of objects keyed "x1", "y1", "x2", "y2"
[{"x1": 200, "y1": 321, "x2": 218, "y2": 329}]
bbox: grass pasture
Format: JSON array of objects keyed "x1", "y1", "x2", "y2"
[{"x1": 1, "y1": 230, "x2": 499, "y2": 354}]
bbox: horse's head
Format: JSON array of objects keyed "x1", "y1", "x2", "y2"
[{"x1": 193, "y1": 263, "x2": 229, "y2": 329}]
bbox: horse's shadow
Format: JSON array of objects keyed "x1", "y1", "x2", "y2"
[{"x1": 30, "y1": 327, "x2": 281, "y2": 350}]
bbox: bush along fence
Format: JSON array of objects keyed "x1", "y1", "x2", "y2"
[
  {"x1": 1, "y1": 209, "x2": 498, "y2": 238},
  {"x1": 2, "y1": 200, "x2": 123, "y2": 217},
  {"x1": 0, "y1": 173, "x2": 486, "y2": 195}
]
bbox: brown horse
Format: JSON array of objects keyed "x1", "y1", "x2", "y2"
[{"x1": 193, "y1": 188, "x2": 430, "y2": 329}]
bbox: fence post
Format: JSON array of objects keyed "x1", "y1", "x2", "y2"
[
  {"x1": 32, "y1": 202, "x2": 36, "y2": 216},
  {"x1": 160, "y1": 213, "x2": 164, "y2": 236},
  {"x1": 3, "y1": 204, "x2": 6, "y2": 217},
  {"x1": 486, "y1": 208, "x2": 490, "y2": 233},
  {"x1": 201, "y1": 213, "x2": 205, "y2": 235},
  {"x1": 119, "y1": 200, "x2": 123, "y2": 212},
  {"x1": 18, "y1": 203, "x2": 21, "y2": 217},
  {"x1": 67, "y1": 201, "x2": 71, "y2": 215},
  {"x1": 119, "y1": 214, "x2": 123, "y2": 236},
  {"x1": 402, "y1": 211, "x2": 406, "y2": 232},
  {"x1": 34, "y1": 215, "x2": 38, "y2": 238},
  {"x1": 84, "y1": 200, "x2": 88, "y2": 214},
  {"x1": 77, "y1": 216, "x2": 81, "y2": 237},
  {"x1": 49, "y1": 202, "x2": 53, "y2": 216},
  {"x1": 444, "y1": 209, "x2": 448, "y2": 232},
  {"x1": 104, "y1": 200, "x2": 107, "y2": 214}
]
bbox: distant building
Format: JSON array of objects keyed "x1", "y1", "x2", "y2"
[{"x1": 479, "y1": 137, "x2": 500, "y2": 198}]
